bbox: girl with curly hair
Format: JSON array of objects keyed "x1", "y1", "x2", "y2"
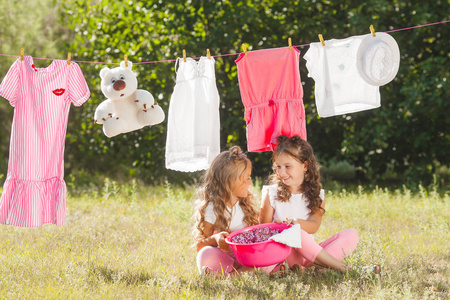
[
  {"x1": 193, "y1": 146, "x2": 260, "y2": 276},
  {"x1": 260, "y1": 135, "x2": 360, "y2": 273}
]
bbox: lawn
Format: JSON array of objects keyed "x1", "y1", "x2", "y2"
[{"x1": 0, "y1": 180, "x2": 448, "y2": 299}]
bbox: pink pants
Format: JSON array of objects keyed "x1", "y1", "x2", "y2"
[
  {"x1": 196, "y1": 229, "x2": 359, "y2": 274},
  {"x1": 286, "y1": 228, "x2": 359, "y2": 268},
  {"x1": 196, "y1": 247, "x2": 237, "y2": 275}
]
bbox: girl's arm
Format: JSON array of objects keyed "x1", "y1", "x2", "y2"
[
  {"x1": 260, "y1": 192, "x2": 275, "y2": 223},
  {"x1": 286, "y1": 198, "x2": 326, "y2": 234},
  {"x1": 195, "y1": 221, "x2": 230, "y2": 252}
]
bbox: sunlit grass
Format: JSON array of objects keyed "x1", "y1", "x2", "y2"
[{"x1": 0, "y1": 179, "x2": 448, "y2": 299}]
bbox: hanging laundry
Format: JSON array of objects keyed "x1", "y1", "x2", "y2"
[
  {"x1": 236, "y1": 47, "x2": 306, "y2": 152},
  {"x1": 165, "y1": 56, "x2": 220, "y2": 172},
  {"x1": 0, "y1": 56, "x2": 90, "y2": 227},
  {"x1": 304, "y1": 35, "x2": 380, "y2": 118}
]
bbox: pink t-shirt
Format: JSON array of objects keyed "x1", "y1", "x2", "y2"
[
  {"x1": 0, "y1": 56, "x2": 90, "y2": 227},
  {"x1": 236, "y1": 47, "x2": 306, "y2": 152}
]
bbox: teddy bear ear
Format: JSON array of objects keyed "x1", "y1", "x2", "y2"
[
  {"x1": 100, "y1": 67, "x2": 110, "y2": 79},
  {"x1": 120, "y1": 60, "x2": 133, "y2": 70}
]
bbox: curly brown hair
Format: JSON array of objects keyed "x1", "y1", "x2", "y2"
[
  {"x1": 269, "y1": 135, "x2": 325, "y2": 215},
  {"x1": 192, "y1": 146, "x2": 259, "y2": 243}
]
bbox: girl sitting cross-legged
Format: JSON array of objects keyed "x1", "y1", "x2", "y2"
[{"x1": 260, "y1": 135, "x2": 361, "y2": 273}]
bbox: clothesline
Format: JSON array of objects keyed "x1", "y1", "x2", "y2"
[{"x1": 0, "y1": 20, "x2": 448, "y2": 66}]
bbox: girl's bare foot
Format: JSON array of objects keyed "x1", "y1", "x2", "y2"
[{"x1": 291, "y1": 264, "x2": 305, "y2": 274}]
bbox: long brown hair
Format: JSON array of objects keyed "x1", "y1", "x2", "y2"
[
  {"x1": 270, "y1": 135, "x2": 324, "y2": 215},
  {"x1": 193, "y1": 146, "x2": 259, "y2": 243}
]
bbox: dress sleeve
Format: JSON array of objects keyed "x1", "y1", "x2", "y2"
[
  {"x1": 320, "y1": 189, "x2": 325, "y2": 200},
  {"x1": 262, "y1": 184, "x2": 278, "y2": 208},
  {"x1": 0, "y1": 60, "x2": 20, "y2": 107},
  {"x1": 68, "y1": 62, "x2": 90, "y2": 106},
  {"x1": 303, "y1": 43, "x2": 319, "y2": 79},
  {"x1": 204, "y1": 203, "x2": 216, "y2": 225}
]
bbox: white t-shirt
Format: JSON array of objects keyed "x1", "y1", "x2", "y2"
[
  {"x1": 262, "y1": 184, "x2": 325, "y2": 223},
  {"x1": 204, "y1": 201, "x2": 247, "y2": 232},
  {"x1": 304, "y1": 35, "x2": 380, "y2": 117}
]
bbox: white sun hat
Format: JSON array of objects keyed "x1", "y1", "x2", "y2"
[{"x1": 357, "y1": 32, "x2": 400, "y2": 86}]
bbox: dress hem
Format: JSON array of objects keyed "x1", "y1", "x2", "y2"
[{"x1": 0, "y1": 177, "x2": 66, "y2": 227}]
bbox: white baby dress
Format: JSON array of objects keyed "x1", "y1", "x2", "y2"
[
  {"x1": 165, "y1": 56, "x2": 220, "y2": 172},
  {"x1": 304, "y1": 35, "x2": 380, "y2": 118}
]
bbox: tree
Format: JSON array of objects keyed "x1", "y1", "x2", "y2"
[{"x1": 58, "y1": 0, "x2": 448, "y2": 186}]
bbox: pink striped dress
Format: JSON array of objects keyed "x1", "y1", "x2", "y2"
[{"x1": 0, "y1": 56, "x2": 90, "y2": 227}]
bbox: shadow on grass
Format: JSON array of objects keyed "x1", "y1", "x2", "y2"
[
  {"x1": 89, "y1": 264, "x2": 153, "y2": 285},
  {"x1": 188, "y1": 268, "x2": 352, "y2": 299}
]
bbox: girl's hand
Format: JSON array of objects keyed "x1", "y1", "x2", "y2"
[
  {"x1": 285, "y1": 217, "x2": 299, "y2": 226},
  {"x1": 213, "y1": 231, "x2": 230, "y2": 250}
]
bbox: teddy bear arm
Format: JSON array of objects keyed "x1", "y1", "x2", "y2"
[
  {"x1": 137, "y1": 103, "x2": 165, "y2": 126},
  {"x1": 134, "y1": 89, "x2": 155, "y2": 110},
  {"x1": 94, "y1": 99, "x2": 115, "y2": 124}
]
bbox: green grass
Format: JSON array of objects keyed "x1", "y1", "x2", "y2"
[{"x1": 0, "y1": 180, "x2": 448, "y2": 299}]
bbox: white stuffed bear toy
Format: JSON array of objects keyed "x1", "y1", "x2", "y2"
[{"x1": 94, "y1": 61, "x2": 165, "y2": 137}]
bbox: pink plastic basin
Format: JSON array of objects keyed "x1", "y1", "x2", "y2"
[{"x1": 225, "y1": 223, "x2": 292, "y2": 267}]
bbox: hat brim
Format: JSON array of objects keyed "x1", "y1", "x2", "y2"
[{"x1": 357, "y1": 32, "x2": 400, "y2": 86}]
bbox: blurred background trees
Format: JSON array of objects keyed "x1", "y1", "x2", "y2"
[{"x1": 0, "y1": 0, "x2": 448, "y2": 190}]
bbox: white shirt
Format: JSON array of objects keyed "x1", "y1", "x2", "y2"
[
  {"x1": 204, "y1": 201, "x2": 246, "y2": 232},
  {"x1": 304, "y1": 35, "x2": 380, "y2": 117},
  {"x1": 262, "y1": 184, "x2": 325, "y2": 223}
]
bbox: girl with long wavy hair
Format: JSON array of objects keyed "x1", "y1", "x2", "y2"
[
  {"x1": 193, "y1": 146, "x2": 259, "y2": 276},
  {"x1": 260, "y1": 135, "x2": 360, "y2": 273}
]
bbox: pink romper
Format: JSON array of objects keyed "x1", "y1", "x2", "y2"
[
  {"x1": 236, "y1": 47, "x2": 306, "y2": 152},
  {"x1": 0, "y1": 56, "x2": 90, "y2": 227}
]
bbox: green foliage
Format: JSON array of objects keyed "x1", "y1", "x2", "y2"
[
  {"x1": 338, "y1": 1, "x2": 450, "y2": 185},
  {"x1": 322, "y1": 159, "x2": 356, "y2": 182},
  {"x1": 58, "y1": 0, "x2": 448, "y2": 187}
]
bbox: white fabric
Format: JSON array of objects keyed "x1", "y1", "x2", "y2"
[
  {"x1": 262, "y1": 184, "x2": 325, "y2": 223},
  {"x1": 165, "y1": 56, "x2": 220, "y2": 172},
  {"x1": 357, "y1": 32, "x2": 400, "y2": 86},
  {"x1": 204, "y1": 202, "x2": 247, "y2": 233},
  {"x1": 269, "y1": 223, "x2": 302, "y2": 248},
  {"x1": 304, "y1": 35, "x2": 380, "y2": 118}
]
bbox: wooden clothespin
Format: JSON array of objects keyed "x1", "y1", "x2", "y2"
[
  {"x1": 124, "y1": 54, "x2": 128, "y2": 67},
  {"x1": 182, "y1": 49, "x2": 186, "y2": 62},
  {"x1": 67, "y1": 52, "x2": 71, "y2": 65},
  {"x1": 288, "y1": 38, "x2": 293, "y2": 51},
  {"x1": 242, "y1": 44, "x2": 248, "y2": 56},
  {"x1": 318, "y1": 34, "x2": 325, "y2": 47},
  {"x1": 207, "y1": 48, "x2": 211, "y2": 59},
  {"x1": 20, "y1": 48, "x2": 24, "y2": 61},
  {"x1": 370, "y1": 25, "x2": 376, "y2": 37}
]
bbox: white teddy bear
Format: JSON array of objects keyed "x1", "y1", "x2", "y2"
[{"x1": 94, "y1": 61, "x2": 165, "y2": 137}]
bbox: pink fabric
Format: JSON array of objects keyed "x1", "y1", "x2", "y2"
[
  {"x1": 236, "y1": 47, "x2": 306, "y2": 152},
  {"x1": 195, "y1": 230, "x2": 359, "y2": 274},
  {"x1": 0, "y1": 56, "x2": 90, "y2": 227},
  {"x1": 286, "y1": 229, "x2": 359, "y2": 267},
  {"x1": 197, "y1": 246, "x2": 275, "y2": 275},
  {"x1": 196, "y1": 246, "x2": 236, "y2": 275}
]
